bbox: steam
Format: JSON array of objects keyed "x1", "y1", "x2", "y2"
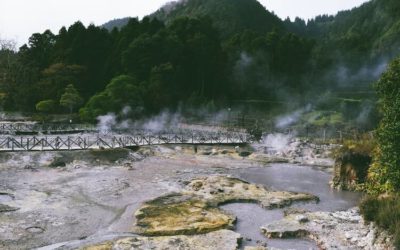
[
  {"x1": 333, "y1": 58, "x2": 389, "y2": 88},
  {"x1": 134, "y1": 111, "x2": 181, "y2": 132},
  {"x1": 262, "y1": 133, "x2": 294, "y2": 152},
  {"x1": 275, "y1": 104, "x2": 312, "y2": 129},
  {"x1": 355, "y1": 100, "x2": 377, "y2": 129},
  {"x1": 237, "y1": 52, "x2": 253, "y2": 68},
  {"x1": 97, "y1": 113, "x2": 117, "y2": 133},
  {"x1": 95, "y1": 106, "x2": 235, "y2": 134}
]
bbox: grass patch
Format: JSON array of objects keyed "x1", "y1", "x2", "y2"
[
  {"x1": 302, "y1": 111, "x2": 344, "y2": 127},
  {"x1": 359, "y1": 195, "x2": 400, "y2": 248}
]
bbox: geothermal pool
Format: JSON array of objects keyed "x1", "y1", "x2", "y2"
[{"x1": 222, "y1": 164, "x2": 362, "y2": 249}]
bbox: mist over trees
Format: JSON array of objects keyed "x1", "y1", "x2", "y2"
[{"x1": 0, "y1": 0, "x2": 398, "y2": 125}]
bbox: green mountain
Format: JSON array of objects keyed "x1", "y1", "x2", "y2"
[
  {"x1": 102, "y1": 0, "x2": 285, "y2": 38},
  {"x1": 151, "y1": 0, "x2": 284, "y2": 38},
  {"x1": 307, "y1": 0, "x2": 400, "y2": 58}
]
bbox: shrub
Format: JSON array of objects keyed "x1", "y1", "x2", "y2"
[
  {"x1": 359, "y1": 195, "x2": 400, "y2": 248},
  {"x1": 368, "y1": 58, "x2": 400, "y2": 193}
]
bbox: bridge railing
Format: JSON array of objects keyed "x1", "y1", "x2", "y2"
[
  {"x1": 0, "y1": 123, "x2": 97, "y2": 134},
  {"x1": 0, "y1": 131, "x2": 250, "y2": 151}
]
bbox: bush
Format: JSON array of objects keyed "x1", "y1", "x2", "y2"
[
  {"x1": 359, "y1": 195, "x2": 400, "y2": 248},
  {"x1": 368, "y1": 58, "x2": 400, "y2": 193}
]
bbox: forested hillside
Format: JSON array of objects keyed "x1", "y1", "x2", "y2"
[
  {"x1": 0, "y1": 0, "x2": 399, "y2": 126},
  {"x1": 152, "y1": 0, "x2": 284, "y2": 38}
]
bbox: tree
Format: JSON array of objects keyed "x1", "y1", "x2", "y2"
[
  {"x1": 79, "y1": 75, "x2": 144, "y2": 121},
  {"x1": 39, "y1": 63, "x2": 86, "y2": 101},
  {"x1": 36, "y1": 99, "x2": 56, "y2": 114},
  {"x1": 367, "y1": 58, "x2": 400, "y2": 193},
  {"x1": 60, "y1": 84, "x2": 83, "y2": 114}
]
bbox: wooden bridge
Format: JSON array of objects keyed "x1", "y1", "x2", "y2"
[{"x1": 0, "y1": 131, "x2": 250, "y2": 152}]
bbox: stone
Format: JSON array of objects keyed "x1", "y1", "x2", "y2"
[
  {"x1": 0, "y1": 204, "x2": 19, "y2": 213},
  {"x1": 49, "y1": 158, "x2": 67, "y2": 168},
  {"x1": 133, "y1": 176, "x2": 317, "y2": 237},
  {"x1": 182, "y1": 176, "x2": 318, "y2": 208},
  {"x1": 133, "y1": 193, "x2": 235, "y2": 236},
  {"x1": 239, "y1": 151, "x2": 252, "y2": 157},
  {"x1": 295, "y1": 214, "x2": 309, "y2": 223},
  {"x1": 26, "y1": 226, "x2": 45, "y2": 234},
  {"x1": 244, "y1": 247, "x2": 268, "y2": 250},
  {"x1": 24, "y1": 165, "x2": 38, "y2": 171},
  {"x1": 261, "y1": 208, "x2": 393, "y2": 250},
  {"x1": 82, "y1": 229, "x2": 241, "y2": 250}
]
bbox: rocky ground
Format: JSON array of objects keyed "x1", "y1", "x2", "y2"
[
  {"x1": 133, "y1": 176, "x2": 316, "y2": 237},
  {"x1": 252, "y1": 134, "x2": 336, "y2": 168},
  {"x1": 0, "y1": 140, "x2": 393, "y2": 250},
  {"x1": 262, "y1": 208, "x2": 393, "y2": 250},
  {"x1": 83, "y1": 230, "x2": 242, "y2": 250}
]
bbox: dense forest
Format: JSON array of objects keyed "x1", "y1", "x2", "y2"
[{"x1": 0, "y1": 0, "x2": 400, "y2": 126}]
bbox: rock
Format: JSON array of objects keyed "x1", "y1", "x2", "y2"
[
  {"x1": 191, "y1": 181, "x2": 203, "y2": 191},
  {"x1": 283, "y1": 208, "x2": 309, "y2": 216},
  {"x1": 239, "y1": 151, "x2": 252, "y2": 157},
  {"x1": 133, "y1": 176, "x2": 317, "y2": 238},
  {"x1": 26, "y1": 226, "x2": 45, "y2": 234},
  {"x1": 49, "y1": 158, "x2": 67, "y2": 168},
  {"x1": 24, "y1": 165, "x2": 38, "y2": 171},
  {"x1": 244, "y1": 246, "x2": 268, "y2": 250},
  {"x1": 183, "y1": 176, "x2": 318, "y2": 208},
  {"x1": 295, "y1": 214, "x2": 309, "y2": 223},
  {"x1": 82, "y1": 229, "x2": 241, "y2": 250},
  {"x1": 133, "y1": 193, "x2": 235, "y2": 236},
  {"x1": 123, "y1": 162, "x2": 134, "y2": 170},
  {"x1": 0, "y1": 204, "x2": 19, "y2": 212},
  {"x1": 261, "y1": 208, "x2": 394, "y2": 249},
  {"x1": 261, "y1": 218, "x2": 309, "y2": 239}
]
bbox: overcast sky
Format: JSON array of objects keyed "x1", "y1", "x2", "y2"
[{"x1": 0, "y1": 0, "x2": 369, "y2": 47}]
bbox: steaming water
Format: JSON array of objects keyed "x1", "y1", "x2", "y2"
[{"x1": 222, "y1": 163, "x2": 362, "y2": 249}]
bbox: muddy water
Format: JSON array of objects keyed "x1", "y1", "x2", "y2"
[{"x1": 222, "y1": 163, "x2": 362, "y2": 249}]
